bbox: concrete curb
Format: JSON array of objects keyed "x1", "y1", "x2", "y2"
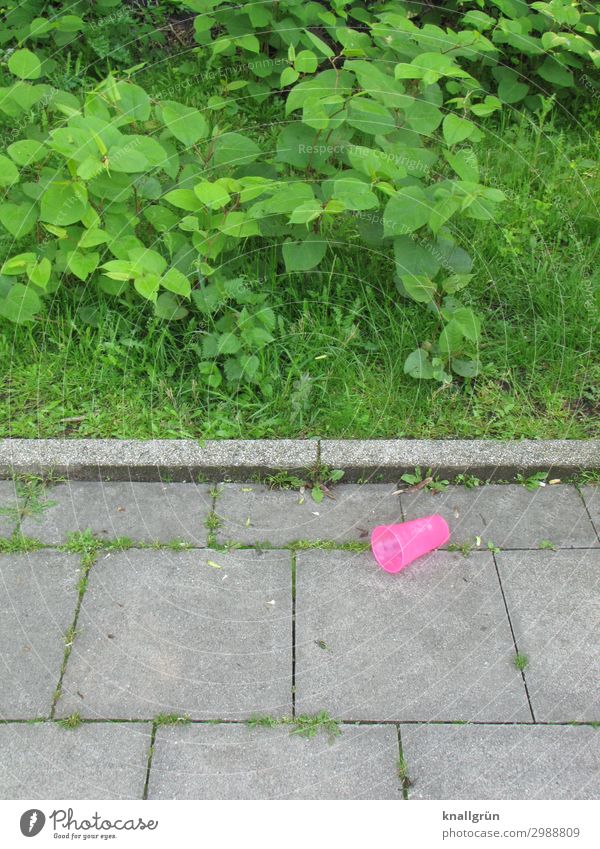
[{"x1": 0, "y1": 438, "x2": 598, "y2": 482}]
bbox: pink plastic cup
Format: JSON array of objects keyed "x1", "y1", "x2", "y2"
[{"x1": 371, "y1": 515, "x2": 450, "y2": 573}]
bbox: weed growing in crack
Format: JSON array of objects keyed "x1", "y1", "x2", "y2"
[{"x1": 247, "y1": 711, "x2": 341, "y2": 742}]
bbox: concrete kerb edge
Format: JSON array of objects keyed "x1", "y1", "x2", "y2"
[{"x1": 0, "y1": 439, "x2": 598, "y2": 483}]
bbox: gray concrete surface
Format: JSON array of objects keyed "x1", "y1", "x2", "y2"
[
  {"x1": 0, "y1": 722, "x2": 151, "y2": 799},
  {"x1": 148, "y1": 723, "x2": 401, "y2": 800},
  {"x1": 401, "y1": 723, "x2": 600, "y2": 799},
  {"x1": 19, "y1": 481, "x2": 212, "y2": 545},
  {"x1": 1, "y1": 477, "x2": 599, "y2": 800}
]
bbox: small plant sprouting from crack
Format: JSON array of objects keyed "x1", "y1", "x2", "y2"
[
  {"x1": 61, "y1": 530, "x2": 102, "y2": 592},
  {"x1": 0, "y1": 533, "x2": 44, "y2": 553},
  {"x1": 453, "y1": 473, "x2": 483, "y2": 489},
  {"x1": 265, "y1": 466, "x2": 345, "y2": 504},
  {"x1": 397, "y1": 754, "x2": 412, "y2": 792},
  {"x1": 61, "y1": 529, "x2": 102, "y2": 559},
  {"x1": 15, "y1": 476, "x2": 59, "y2": 520},
  {"x1": 57, "y1": 712, "x2": 83, "y2": 729},
  {"x1": 516, "y1": 471, "x2": 548, "y2": 491},
  {"x1": 514, "y1": 653, "x2": 529, "y2": 672},
  {"x1": 247, "y1": 710, "x2": 341, "y2": 742},
  {"x1": 448, "y1": 540, "x2": 474, "y2": 557},
  {"x1": 153, "y1": 713, "x2": 191, "y2": 726},
  {"x1": 204, "y1": 511, "x2": 222, "y2": 545},
  {"x1": 399, "y1": 466, "x2": 449, "y2": 494},
  {"x1": 247, "y1": 715, "x2": 280, "y2": 730},
  {"x1": 539, "y1": 539, "x2": 557, "y2": 551}
]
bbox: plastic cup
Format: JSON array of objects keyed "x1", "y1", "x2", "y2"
[{"x1": 370, "y1": 515, "x2": 450, "y2": 573}]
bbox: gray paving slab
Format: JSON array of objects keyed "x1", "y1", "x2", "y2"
[
  {"x1": 57, "y1": 548, "x2": 292, "y2": 720},
  {"x1": 295, "y1": 550, "x2": 530, "y2": 722},
  {"x1": 19, "y1": 481, "x2": 212, "y2": 545},
  {"x1": 0, "y1": 479, "x2": 19, "y2": 537},
  {"x1": 148, "y1": 723, "x2": 401, "y2": 800},
  {"x1": 215, "y1": 483, "x2": 402, "y2": 545},
  {"x1": 401, "y1": 723, "x2": 600, "y2": 800},
  {"x1": 0, "y1": 551, "x2": 80, "y2": 718},
  {"x1": 581, "y1": 485, "x2": 600, "y2": 542},
  {"x1": 496, "y1": 549, "x2": 600, "y2": 721},
  {"x1": 0, "y1": 721, "x2": 151, "y2": 799},
  {"x1": 402, "y1": 485, "x2": 598, "y2": 549}
]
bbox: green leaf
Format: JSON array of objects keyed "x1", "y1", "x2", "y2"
[
  {"x1": 108, "y1": 141, "x2": 149, "y2": 173},
  {"x1": 7, "y1": 139, "x2": 47, "y2": 166},
  {"x1": 441, "y1": 274, "x2": 472, "y2": 294},
  {"x1": 101, "y1": 260, "x2": 134, "y2": 281},
  {"x1": 404, "y1": 349, "x2": 434, "y2": 379},
  {"x1": 0, "y1": 154, "x2": 20, "y2": 187},
  {"x1": 216, "y1": 211, "x2": 260, "y2": 238},
  {"x1": 8, "y1": 49, "x2": 42, "y2": 80},
  {"x1": 40, "y1": 182, "x2": 88, "y2": 225},
  {"x1": 410, "y1": 52, "x2": 471, "y2": 85},
  {"x1": 438, "y1": 320, "x2": 464, "y2": 354},
  {"x1": 161, "y1": 267, "x2": 191, "y2": 298},
  {"x1": 295, "y1": 50, "x2": 318, "y2": 74},
  {"x1": 444, "y1": 148, "x2": 479, "y2": 182},
  {"x1": 161, "y1": 100, "x2": 208, "y2": 147},
  {"x1": 303, "y1": 29, "x2": 334, "y2": 58},
  {"x1": 281, "y1": 66, "x2": 300, "y2": 87},
  {"x1": 282, "y1": 235, "x2": 327, "y2": 272},
  {"x1": 453, "y1": 307, "x2": 481, "y2": 342},
  {"x1": 66, "y1": 251, "x2": 99, "y2": 281},
  {"x1": 405, "y1": 99, "x2": 443, "y2": 136},
  {"x1": 27, "y1": 257, "x2": 51, "y2": 288},
  {"x1": 198, "y1": 361, "x2": 222, "y2": 388},
  {"x1": 383, "y1": 186, "x2": 431, "y2": 236},
  {"x1": 212, "y1": 132, "x2": 261, "y2": 168},
  {"x1": 288, "y1": 199, "x2": 323, "y2": 224},
  {"x1": 442, "y1": 114, "x2": 476, "y2": 146},
  {"x1": 497, "y1": 75, "x2": 529, "y2": 104},
  {"x1": 393, "y1": 236, "x2": 440, "y2": 279},
  {"x1": 1, "y1": 253, "x2": 37, "y2": 275},
  {"x1": 347, "y1": 98, "x2": 395, "y2": 135},
  {"x1": 134, "y1": 273, "x2": 161, "y2": 302},
  {"x1": 164, "y1": 189, "x2": 203, "y2": 212},
  {"x1": 537, "y1": 57, "x2": 574, "y2": 88},
  {"x1": 193, "y1": 181, "x2": 231, "y2": 210},
  {"x1": 0, "y1": 202, "x2": 37, "y2": 238},
  {"x1": 311, "y1": 485, "x2": 324, "y2": 503},
  {"x1": 332, "y1": 177, "x2": 378, "y2": 211},
  {"x1": 115, "y1": 81, "x2": 151, "y2": 122},
  {"x1": 401, "y1": 275, "x2": 436, "y2": 303},
  {"x1": 129, "y1": 247, "x2": 167, "y2": 276},
  {"x1": 76, "y1": 156, "x2": 104, "y2": 180},
  {"x1": 144, "y1": 205, "x2": 179, "y2": 233},
  {"x1": 452, "y1": 358, "x2": 480, "y2": 378},
  {"x1": 78, "y1": 228, "x2": 109, "y2": 248},
  {"x1": 0, "y1": 282, "x2": 41, "y2": 323},
  {"x1": 155, "y1": 292, "x2": 188, "y2": 320}
]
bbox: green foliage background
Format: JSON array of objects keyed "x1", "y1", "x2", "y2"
[{"x1": 0, "y1": 0, "x2": 597, "y2": 436}]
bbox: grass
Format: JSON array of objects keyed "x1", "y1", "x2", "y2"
[
  {"x1": 57, "y1": 712, "x2": 83, "y2": 730},
  {"x1": 0, "y1": 63, "x2": 598, "y2": 441},
  {"x1": 247, "y1": 711, "x2": 341, "y2": 742},
  {"x1": 514, "y1": 653, "x2": 529, "y2": 672}
]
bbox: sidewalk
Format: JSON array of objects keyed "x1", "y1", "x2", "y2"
[{"x1": 0, "y1": 477, "x2": 599, "y2": 799}]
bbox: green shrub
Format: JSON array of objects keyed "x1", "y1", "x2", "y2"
[{"x1": 0, "y1": 0, "x2": 597, "y2": 386}]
